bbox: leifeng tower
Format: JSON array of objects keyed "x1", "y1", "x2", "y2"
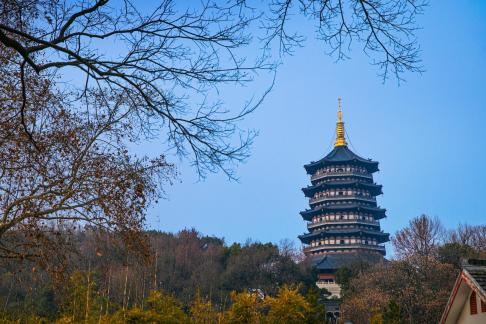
[{"x1": 298, "y1": 99, "x2": 389, "y2": 298}]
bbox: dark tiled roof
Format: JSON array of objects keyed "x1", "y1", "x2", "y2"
[
  {"x1": 463, "y1": 259, "x2": 486, "y2": 294},
  {"x1": 302, "y1": 180, "x2": 382, "y2": 197},
  {"x1": 300, "y1": 228, "x2": 388, "y2": 238},
  {"x1": 311, "y1": 252, "x2": 384, "y2": 271},
  {"x1": 304, "y1": 146, "x2": 379, "y2": 174},
  {"x1": 300, "y1": 204, "x2": 387, "y2": 220},
  {"x1": 299, "y1": 228, "x2": 389, "y2": 244}
]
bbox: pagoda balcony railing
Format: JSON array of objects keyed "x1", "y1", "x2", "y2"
[
  {"x1": 303, "y1": 244, "x2": 386, "y2": 254},
  {"x1": 310, "y1": 195, "x2": 376, "y2": 205},
  {"x1": 311, "y1": 171, "x2": 372, "y2": 181},
  {"x1": 307, "y1": 219, "x2": 379, "y2": 229}
]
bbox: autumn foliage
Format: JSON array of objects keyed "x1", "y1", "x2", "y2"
[
  {"x1": 0, "y1": 229, "x2": 327, "y2": 323},
  {"x1": 340, "y1": 215, "x2": 486, "y2": 323}
]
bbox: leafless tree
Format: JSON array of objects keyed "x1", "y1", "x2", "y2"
[
  {"x1": 263, "y1": 0, "x2": 426, "y2": 80},
  {"x1": 0, "y1": 0, "x2": 274, "y2": 179},
  {"x1": 449, "y1": 223, "x2": 486, "y2": 253},
  {"x1": 341, "y1": 259, "x2": 455, "y2": 323},
  {"x1": 392, "y1": 214, "x2": 445, "y2": 260},
  {"x1": 0, "y1": 0, "x2": 427, "y2": 176}
]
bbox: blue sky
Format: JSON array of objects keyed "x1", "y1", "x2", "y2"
[{"x1": 143, "y1": 1, "x2": 486, "y2": 250}]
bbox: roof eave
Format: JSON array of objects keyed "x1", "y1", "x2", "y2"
[{"x1": 464, "y1": 268, "x2": 486, "y2": 301}]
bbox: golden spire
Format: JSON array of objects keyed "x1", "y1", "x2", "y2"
[{"x1": 334, "y1": 97, "x2": 347, "y2": 147}]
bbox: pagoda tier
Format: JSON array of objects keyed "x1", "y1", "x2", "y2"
[
  {"x1": 310, "y1": 169, "x2": 373, "y2": 185},
  {"x1": 299, "y1": 99, "x2": 389, "y2": 266},
  {"x1": 304, "y1": 244, "x2": 386, "y2": 256},
  {"x1": 309, "y1": 195, "x2": 377, "y2": 207},
  {"x1": 307, "y1": 220, "x2": 380, "y2": 231},
  {"x1": 302, "y1": 180, "x2": 383, "y2": 197},
  {"x1": 299, "y1": 228, "x2": 390, "y2": 244},
  {"x1": 304, "y1": 145, "x2": 379, "y2": 175},
  {"x1": 300, "y1": 204, "x2": 387, "y2": 221}
]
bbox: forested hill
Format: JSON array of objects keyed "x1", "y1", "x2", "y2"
[
  {"x1": 0, "y1": 228, "x2": 319, "y2": 322},
  {"x1": 1, "y1": 218, "x2": 486, "y2": 323}
]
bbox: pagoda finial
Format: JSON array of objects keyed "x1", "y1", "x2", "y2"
[{"x1": 334, "y1": 97, "x2": 347, "y2": 147}]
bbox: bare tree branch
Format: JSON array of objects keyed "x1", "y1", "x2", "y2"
[{"x1": 262, "y1": 0, "x2": 426, "y2": 80}]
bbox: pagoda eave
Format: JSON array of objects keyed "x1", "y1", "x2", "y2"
[
  {"x1": 311, "y1": 252, "x2": 386, "y2": 271},
  {"x1": 299, "y1": 229, "x2": 390, "y2": 244},
  {"x1": 304, "y1": 146, "x2": 379, "y2": 174},
  {"x1": 304, "y1": 160, "x2": 379, "y2": 175},
  {"x1": 305, "y1": 244, "x2": 387, "y2": 257},
  {"x1": 302, "y1": 181, "x2": 383, "y2": 197},
  {"x1": 308, "y1": 220, "x2": 381, "y2": 231},
  {"x1": 300, "y1": 206, "x2": 387, "y2": 221},
  {"x1": 309, "y1": 196, "x2": 377, "y2": 206}
]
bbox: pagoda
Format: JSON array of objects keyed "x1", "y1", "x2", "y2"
[{"x1": 299, "y1": 98, "x2": 389, "y2": 298}]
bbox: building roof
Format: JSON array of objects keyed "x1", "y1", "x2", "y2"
[
  {"x1": 464, "y1": 259, "x2": 486, "y2": 293},
  {"x1": 302, "y1": 180, "x2": 382, "y2": 197},
  {"x1": 300, "y1": 204, "x2": 387, "y2": 221},
  {"x1": 311, "y1": 252, "x2": 384, "y2": 271},
  {"x1": 309, "y1": 198, "x2": 378, "y2": 209},
  {"x1": 440, "y1": 259, "x2": 486, "y2": 324},
  {"x1": 298, "y1": 228, "x2": 389, "y2": 244},
  {"x1": 308, "y1": 221, "x2": 380, "y2": 231},
  {"x1": 304, "y1": 146, "x2": 379, "y2": 174}
]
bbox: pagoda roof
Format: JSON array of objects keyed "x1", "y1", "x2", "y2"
[
  {"x1": 311, "y1": 252, "x2": 385, "y2": 271},
  {"x1": 300, "y1": 204, "x2": 387, "y2": 221},
  {"x1": 299, "y1": 229, "x2": 389, "y2": 244},
  {"x1": 304, "y1": 146, "x2": 379, "y2": 174},
  {"x1": 309, "y1": 197, "x2": 377, "y2": 208},
  {"x1": 302, "y1": 180, "x2": 382, "y2": 197},
  {"x1": 308, "y1": 221, "x2": 380, "y2": 231}
]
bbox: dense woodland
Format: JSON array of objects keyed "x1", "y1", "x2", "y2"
[
  {"x1": 0, "y1": 228, "x2": 323, "y2": 323},
  {"x1": 0, "y1": 215, "x2": 484, "y2": 323}
]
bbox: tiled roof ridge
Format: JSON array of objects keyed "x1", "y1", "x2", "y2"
[
  {"x1": 463, "y1": 269, "x2": 486, "y2": 297},
  {"x1": 461, "y1": 258, "x2": 486, "y2": 299},
  {"x1": 464, "y1": 258, "x2": 486, "y2": 267}
]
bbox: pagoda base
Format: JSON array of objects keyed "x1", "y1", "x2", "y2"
[
  {"x1": 323, "y1": 299, "x2": 341, "y2": 324},
  {"x1": 317, "y1": 273, "x2": 342, "y2": 298},
  {"x1": 317, "y1": 281, "x2": 341, "y2": 298}
]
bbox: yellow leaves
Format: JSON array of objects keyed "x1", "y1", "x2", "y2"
[
  {"x1": 370, "y1": 312, "x2": 384, "y2": 324},
  {"x1": 54, "y1": 316, "x2": 77, "y2": 324},
  {"x1": 226, "y1": 291, "x2": 262, "y2": 324},
  {"x1": 264, "y1": 286, "x2": 311, "y2": 324},
  {"x1": 143, "y1": 290, "x2": 189, "y2": 323},
  {"x1": 190, "y1": 291, "x2": 222, "y2": 324},
  {"x1": 225, "y1": 286, "x2": 312, "y2": 324},
  {"x1": 100, "y1": 290, "x2": 190, "y2": 323}
]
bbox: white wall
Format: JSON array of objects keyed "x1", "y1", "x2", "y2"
[{"x1": 456, "y1": 293, "x2": 486, "y2": 324}]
